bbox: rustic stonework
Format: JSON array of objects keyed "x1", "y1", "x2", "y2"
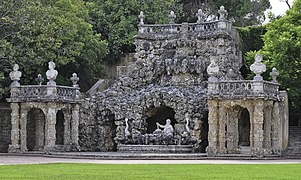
[
  {"x1": 5, "y1": 6, "x2": 289, "y2": 157},
  {"x1": 0, "y1": 103, "x2": 12, "y2": 153},
  {"x1": 80, "y1": 7, "x2": 242, "y2": 153},
  {"x1": 7, "y1": 62, "x2": 81, "y2": 153}
]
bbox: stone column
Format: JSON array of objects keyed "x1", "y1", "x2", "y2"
[
  {"x1": 279, "y1": 91, "x2": 289, "y2": 150},
  {"x1": 218, "y1": 106, "x2": 226, "y2": 154},
  {"x1": 227, "y1": 109, "x2": 239, "y2": 154},
  {"x1": 20, "y1": 107, "x2": 28, "y2": 152},
  {"x1": 71, "y1": 104, "x2": 79, "y2": 149},
  {"x1": 8, "y1": 103, "x2": 21, "y2": 153},
  {"x1": 252, "y1": 100, "x2": 264, "y2": 156},
  {"x1": 271, "y1": 102, "x2": 281, "y2": 153},
  {"x1": 44, "y1": 104, "x2": 57, "y2": 152},
  {"x1": 207, "y1": 100, "x2": 219, "y2": 156},
  {"x1": 63, "y1": 108, "x2": 72, "y2": 150},
  {"x1": 263, "y1": 102, "x2": 273, "y2": 150}
]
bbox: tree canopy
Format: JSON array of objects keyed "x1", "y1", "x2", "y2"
[
  {"x1": 245, "y1": 0, "x2": 301, "y2": 122},
  {"x1": 178, "y1": 0, "x2": 271, "y2": 26},
  {"x1": 0, "y1": 0, "x2": 107, "y2": 94},
  {"x1": 0, "y1": 0, "x2": 277, "y2": 99},
  {"x1": 86, "y1": 0, "x2": 180, "y2": 63}
]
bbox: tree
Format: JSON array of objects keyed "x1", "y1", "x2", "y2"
[
  {"x1": 86, "y1": 0, "x2": 180, "y2": 63},
  {"x1": 238, "y1": 26, "x2": 267, "y2": 79},
  {"x1": 247, "y1": 0, "x2": 301, "y2": 123},
  {"x1": 178, "y1": 0, "x2": 271, "y2": 26},
  {"x1": 0, "y1": 0, "x2": 107, "y2": 94}
]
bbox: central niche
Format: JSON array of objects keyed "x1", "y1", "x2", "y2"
[{"x1": 146, "y1": 106, "x2": 176, "y2": 134}]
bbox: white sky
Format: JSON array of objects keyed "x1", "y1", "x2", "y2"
[
  {"x1": 269, "y1": 0, "x2": 295, "y2": 15},
  {"x1": 263, "y1": 0, "x2": 295, "y2": 23}
]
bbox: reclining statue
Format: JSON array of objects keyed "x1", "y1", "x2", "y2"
[{"x1": 156, "y1": 119, "x2": 174, "y2": 144}]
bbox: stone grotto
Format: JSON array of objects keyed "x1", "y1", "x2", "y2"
[{"x1": 2, "y1": 6, "x2": 289, "y2": 157}]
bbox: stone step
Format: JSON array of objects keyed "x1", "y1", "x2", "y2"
[
  {"x1": 2, "y1": 152, "x2": 271, "y2": 160},
  {"x1": 240, "y1": 146, "x2": 251, "y2": 155}
]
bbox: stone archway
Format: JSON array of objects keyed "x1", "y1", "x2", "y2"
[
  {"x1": 238, "y1": 108, "x2": 250, "y2": 146},
  {"x1": 26, "y1": 108, "x2": 45, "y2": 151},
  {"x1": 146, "y1": 106, "x2": 176, "y2": 134},
  {"x1": 55, "y1": 110, "x2": 65, "y2": 145}
]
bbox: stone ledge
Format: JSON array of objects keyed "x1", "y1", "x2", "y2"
[{"x1": 117, "y1": 144, "x2": 193, "y2": 153}]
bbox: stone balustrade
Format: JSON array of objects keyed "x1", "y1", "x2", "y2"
[
  {"x1": 9, "y1": 85, "x2": 79, "y2": 103},
  {"x1": 138, "y1": 21, "x2": 232, "y2": 39},
  {"x1": 8, "y1": 61, "x2": 80, "y2": 103},
  {"x1": 208, "y1": 80, "x2": 280, "y2": 100},
  {"x1": 138, "y1": 6, "x2": 232, "y2": 39}
]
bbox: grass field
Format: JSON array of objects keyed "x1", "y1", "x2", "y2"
[{"x1": 0, "y1": 163, "x2": 300, "y2": 179}]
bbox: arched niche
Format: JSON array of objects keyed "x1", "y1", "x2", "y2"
[
  {"x1": 26, "y1": 108, "x2": 45, "y2": 151},
  {"x1": 238, "y1": 108, "x2": 250, "y2": 146},
  {"x1": 146, "y1": 106, "x2": 176, "y2": 134},
  {"x1": 55, "y1": 110, "x2": 65, "y2": 145}
]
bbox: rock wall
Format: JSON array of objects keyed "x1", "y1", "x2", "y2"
[
  {"x1": 79, "y1": 99, "x2": 116, "y2": 151},
  {"x1": 0, "y1": 103, "x2": 11, "y2": 153},
  {"x1": 77, "y1": 21, "x2": 243, "y2": 152}
]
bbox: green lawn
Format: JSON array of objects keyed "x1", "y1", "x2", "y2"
[{"x1": 0, "y1": 163, "x2": 300, "y2": 179}]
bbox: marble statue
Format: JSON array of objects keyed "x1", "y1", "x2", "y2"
[
  {"x1": 46, "y1": 61, "x2": 58, "y2": 86},
  {"x1": 9, "y1": 64, "x2": 22, "y2": 87},
  {"x1": 207, "y1": 56, "x2": 219, "y2": 81},
  {"x1": 185, "y1": 113, "x2": 190, "y2": 134},
  {"x1": 124, "y1": 118, "x2": 131, "y2": 137},
  {"x1": 218, "y1": 6, "x2": 228, "y2": 21},
  {"x1": 156, "y1": 119, "x2": 174, "y2": 144},
  {"x1": 250, "y1": 54, "x2": 266, "y2": 81}
]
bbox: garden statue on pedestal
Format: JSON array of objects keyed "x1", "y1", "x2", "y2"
[
  {"x1": 9, "y1": 64, "x2": 22, "y2": 87},
  {"x1": 250, "y1": 54, "x2": 266, "y2": 81},
  {"x1": 46, "y1": 61, "x2": 58, "y2": 86}
]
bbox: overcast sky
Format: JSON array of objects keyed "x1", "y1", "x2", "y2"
[{"x1": 269, "y1": 0, "x2": 295, "y2": 15}]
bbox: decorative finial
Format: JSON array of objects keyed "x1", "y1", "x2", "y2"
[
  {"x1": 35, "y1": 74, "x2": 44, "y2": 85},
  {"x1": 70, "y1": 73, "x2": 79, "y2": 87},
  {"x1": 270, "y1": 67, "x2": 279, "y2": 83},
  {"x1": 250, "y1": 54, "x2": 266, "y2": 81},
  {"x1": 196, "y1": 9, "x2": 205, "y2": 23},
  {"x1": 138, "y1": 11, "x2": 145, "y2": 25},
  {"x1": 46, "y1": 61, "x2": 58, "y2": 86},
  {"x1": 9, "y1": 64, "x2": 22, "y2": 87},
  {"x1": 218, "y1": 6, "x2": 228, "y2": 21},
  {"x1": 207, "y1": 56, "x2": 219, "y2": 81},
  {"x1": 168, "y1": 11, "x2": 176, "y2": 24}
]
